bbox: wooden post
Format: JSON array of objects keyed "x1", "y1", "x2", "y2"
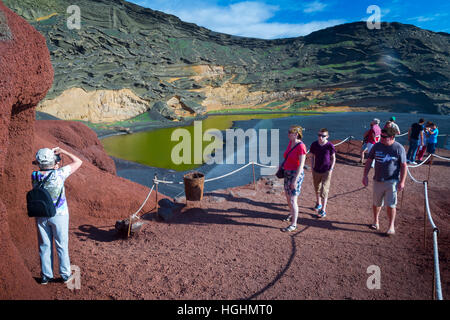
[
  {"x1": 127, "y1": 215, "x2": 132, "y2": 238},
  {"x1": 252, "y1": 162, "x2": 256, "y2": 190}
]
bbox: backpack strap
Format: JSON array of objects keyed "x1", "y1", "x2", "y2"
[{"x1": 35, "y1": 170, "x2": 54, "y2": 188}]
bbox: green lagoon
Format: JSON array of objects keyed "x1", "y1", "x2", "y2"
[{"x1": 101, "y1": 113, "x2": 311, "y2": 171}]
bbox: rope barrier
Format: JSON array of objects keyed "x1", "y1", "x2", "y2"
[
  {"x1": 407, "y1": 154, "x2": 432, "y2": 168},
  {"x1": 253, "y1": 162, "x2": 277, "y2": 169},
  {"x1": 204, "y1": 163, "x2": 253, "y2": 182},
  {"x1": 433, "y1": 154, "x2": 450, "y2": 161},
  {"x1": 423, "y1": 181, "x2": 443, "y2": 300},
  {"x1": 333, "y1": 136, "x2": 354, "y2": 147},
  {"x1": 131, "y1": 184, "x2": 155, "y2": 219},
  {"x1": 125, "y1": 133, "x2": 444, "y2": 298}
]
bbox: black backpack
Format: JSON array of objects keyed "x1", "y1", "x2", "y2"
[{"x1": 27, "y1": 170, "x2": 62, "y2": 218}]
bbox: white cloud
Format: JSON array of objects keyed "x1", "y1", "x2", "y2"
[
  {"x1": 303, "y1": 1, "x2": 327, "y2": 14},
  {"x1": 215, "y1": 20, "x2": 346, "y2": 39},
  {"x1": 133, "y1": 1, "x2": 344, "y2": 39},
  {"x1": 407, "y1": 13, "x2": 448, "y2": 23}
]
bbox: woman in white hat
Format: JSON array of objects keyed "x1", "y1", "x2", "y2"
[{"x1": 33, "y1": 147, "x2": 82, "y2": 285}]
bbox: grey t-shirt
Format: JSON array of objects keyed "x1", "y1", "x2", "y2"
[{"x1": 368, "y1": 141, "x2": 406, "y2": 181}]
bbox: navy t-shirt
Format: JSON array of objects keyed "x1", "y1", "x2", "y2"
[
  {"x1": 309, "y1": 141, "x2": 335, "y2": 173},
  {"x1": 410, "y1": 123, "x2": 423, "y2": 140}
]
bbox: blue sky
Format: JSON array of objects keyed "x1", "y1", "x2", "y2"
[{"x1": 128, "y1": 0, "x2": 450, "y2": 39}]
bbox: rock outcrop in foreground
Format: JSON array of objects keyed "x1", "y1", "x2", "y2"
[{"x1": 0, "y1": 2, "x2": 158, "y2": 299}]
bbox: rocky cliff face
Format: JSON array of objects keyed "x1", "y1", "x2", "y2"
[
  {"x1": 0, "y1": 0, "x2": 54, "y2": 299},
  {"x1": 4, "y1": 0, "x2": 450, "y2": 120},
  {"x1": 0, "y1": 1, "x2": 159, "y2": 299}
]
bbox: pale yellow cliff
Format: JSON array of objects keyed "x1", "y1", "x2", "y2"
[{"x1": 37, "y1": 88, "x2": 150, "y2": 123}]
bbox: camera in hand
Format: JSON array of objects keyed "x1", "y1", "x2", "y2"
[{"x1": 55, "y1": 154, "x2": 61, "y2": 162}]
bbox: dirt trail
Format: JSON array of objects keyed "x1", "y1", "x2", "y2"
[{"x1": 32, "y1": 140, "x2": 449, "y2": 300}]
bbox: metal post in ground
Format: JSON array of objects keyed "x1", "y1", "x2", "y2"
[
  {"x1": 424, "y1": 182, "x2": 427, "y2": 250},
  {"x1": 154, "y1": 174, "x2": 159, "y2": 214},
  {"x1": 433, "y1": 267, "x2": 436, "y2": 300}
]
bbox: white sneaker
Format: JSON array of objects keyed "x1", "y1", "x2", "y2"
[{"x1": 411, "y1": 161, "x2": 418, "y2": 165}]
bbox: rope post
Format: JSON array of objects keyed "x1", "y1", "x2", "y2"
[
  {"x1": 433, "y1": 268, "x2": 436, "y2": 300},
  {"x1": 154, "y1": 174, "x2": 159, "y2": 214},
  {"x1": 424, "y1": 181, "x2": 427, "y2": 250},
  {"x1": 252, "y1": 162, "x2": 256, "y2": 190},
  {"x1": 127, "y1": 215, "x2": 132, "y2": 238}
]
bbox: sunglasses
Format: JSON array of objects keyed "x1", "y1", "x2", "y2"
[
  {"x1": 318, "y1": 134, "x2": 328, "y2": 138},
  {"x1": 381, "y1": 134, "x2": 391, "y2": 138}
]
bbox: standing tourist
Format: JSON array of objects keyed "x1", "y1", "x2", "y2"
[
  {"x1": 309, "y1": 128, "x2": 336, "y2": 218},
  {"x1": 360, "y1": 119, "x2": 381, "y2": 165},
  {"x1": 425, "y1": 122, "x2": 439, "y2": 155},
  {"x1": 362, "y1": 127, "x2": 407, "y2": 236},
  {"x1": 384, "y1": 116, "x2": 401, "y2": 135},
  {"x1": 33, "y1": 147, "x2": 82, "y2": 284},
  {"x1": 281, "y1": 126, "x2": 307, "y2": 232},
  {"x1": 406, "y1": 119, "x2": 425, "y2": 165}
]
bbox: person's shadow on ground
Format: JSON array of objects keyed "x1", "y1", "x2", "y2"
[{"x1": 74, "y1": 224, "x2": 118, "y2": 243}]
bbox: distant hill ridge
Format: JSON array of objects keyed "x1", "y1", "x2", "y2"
[{"x1": 4, "y1": 0, "x2": 450, "y2": 121}]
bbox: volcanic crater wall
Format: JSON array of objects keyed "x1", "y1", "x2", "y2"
[
  {"x1": 1, "y1": 2, "x2": 160, "y2": 299},
  {"x1": 0, "y1": 1, "x2": 54, "y2": 299}
]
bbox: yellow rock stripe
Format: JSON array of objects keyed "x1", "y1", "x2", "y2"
[{"x1": 36, "y1": 13, "x2": 58, "y2": 22}]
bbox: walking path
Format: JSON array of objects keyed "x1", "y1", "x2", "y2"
[{"x1": 35, "y1": 140, "x2": 449, "y2": 300}]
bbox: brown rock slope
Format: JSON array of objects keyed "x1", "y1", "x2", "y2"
[
  {"x1": 30, "y1": 139, "x2": 449, "y2": 300},
  {"x1": 0, "y1": 3, "x2": 159, "y2": 299},
  {"x1": 0, "y1": 1, "x2": 54, "y2": 299}
]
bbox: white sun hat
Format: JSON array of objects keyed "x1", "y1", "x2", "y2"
[{"x1": 35, "y1": 148, "x2": 56, "y2": 165}]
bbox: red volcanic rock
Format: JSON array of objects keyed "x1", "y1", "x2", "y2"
[
  {"x1": 0, "y1": 2, "x2": 160, "y2": 299},
  {"x1": 36, "y1": 120, "x2": 117, "y2": 174},
  {"x1": 0, "y1": 1, "x2": 54, "y2": 299},
  {"x1": 34, "y1": 120, "x2": 158, "y2": 221}
]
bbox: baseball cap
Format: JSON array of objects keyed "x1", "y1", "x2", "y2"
[
  {"x1": 390, "y1": 116, "x2": 396, "y2": 121},
  {"x1": 35, "y1": 148, "x2": 56, "y2": 165}
]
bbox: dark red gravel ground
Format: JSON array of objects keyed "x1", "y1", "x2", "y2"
[{"x1": 23, "y1": 138, "x2": 448, "y2": 300}]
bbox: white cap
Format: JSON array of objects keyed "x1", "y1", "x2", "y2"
[{"x1": 35, "y1": 148, "x2": 56, "y2": 165}]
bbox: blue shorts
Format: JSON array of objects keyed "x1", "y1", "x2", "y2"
[{"x1": 284, "y1": 170, "x2": 305, "y2": 196}]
